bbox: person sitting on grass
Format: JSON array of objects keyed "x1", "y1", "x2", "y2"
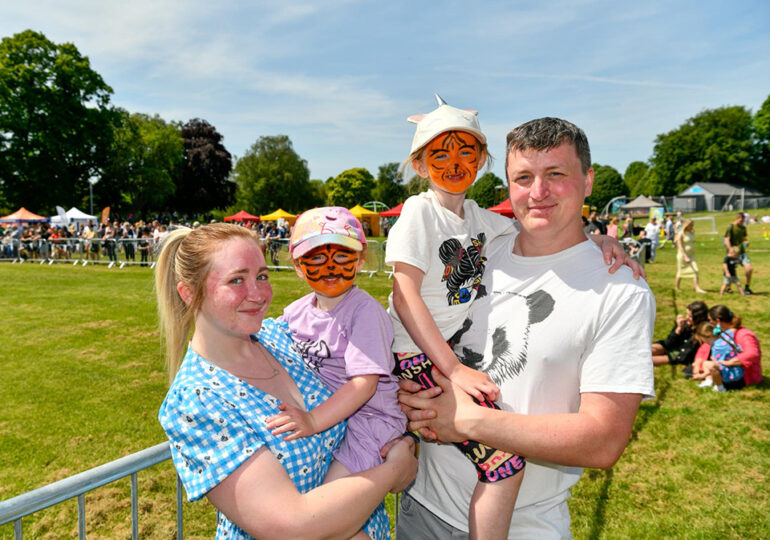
[
  {"x1": 652, "y1": 300, "x2": 709, "y2": 371},
  {"x1": 698, "y1": 305, "x2": 763, "y2": 391},
  {"x1": 691, "y1": 321, "x2": 715, "y2": 382}
]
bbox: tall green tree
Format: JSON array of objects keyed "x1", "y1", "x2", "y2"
[
  {"x1": 586, "y1": 164, "x2": 628, "y2": 211},
  {"x1": 100, "y1": 111, "x2": 182, "y2": 218},
  {"x1": 0, "y1": 30, "x2": 117, "y2": 213},
  {"x1": 308, "y1": 179, "x2": 328, "y2": 207},
  {"x1": 624, "y1": 161, "x2": 649, "y2": 196},
  {"x1": 233, "y1": 135, "x2": 312, "y2": 214},
  {"x1": 754, "y1": 94, "x2": 770, "y2": 188},
  {"x1": 326, "y1": 167, "x2": 376, "y2": 208},
  {"x1": 650, "y1": 106, "x2": 755, "y2": 194},
  {"x1": 467, "y1": 172, "x2": 504, "y2": 208},
  {"x1": 173, "y1": 118, "x2": 233, "y2": 215},
  {"x1": 404, "y1": 172, "x2": 430, "y2": 197},
  {"x1": 373, "y1": 162, "x2": 406, "y2": 207}
]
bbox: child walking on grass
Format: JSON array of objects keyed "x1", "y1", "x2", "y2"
[
  {"x1": 267, "y1": 206, "x2": 406, "y2": 540},
  {"x1": 720, "y1": 246, "x2": 745, "y2": 296}
]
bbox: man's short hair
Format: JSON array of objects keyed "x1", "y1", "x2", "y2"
[{"x1": 505, "y1": 117, "x2": 591, "y2": 179}]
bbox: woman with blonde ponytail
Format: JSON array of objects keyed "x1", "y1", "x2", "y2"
[{"x1": 156, "y1": 223, "x2": 416, "y2": 540}]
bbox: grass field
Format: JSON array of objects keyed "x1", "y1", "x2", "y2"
[{"x1": 1, "y1": 210, "x2": 769, "y2": 539}]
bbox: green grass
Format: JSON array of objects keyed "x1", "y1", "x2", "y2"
[{"x1": 1, "y1": 209, "x2": 769, "y2": 539}]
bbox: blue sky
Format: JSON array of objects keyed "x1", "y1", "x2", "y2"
[{"x1": 2, "y1": 0, "x2": 769, "y2": 186}]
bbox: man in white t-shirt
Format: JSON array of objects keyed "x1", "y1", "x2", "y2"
[
  {"x1": 643, "y1": 216, "x2": 661, "y2": 262},
  {"x1": 398, "y1": 117, "x2": 655, "y2": 539}
]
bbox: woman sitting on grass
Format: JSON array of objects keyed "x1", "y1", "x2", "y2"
[
  {"x1": 155, "y1": 223, "x2": 416, "y2": 539},
  {"x1": 697, "y1": 305, "x2": 762, "y2": 391},
  {"x1": 652, "y1": 300, "x2": 709, "y2": 372}
]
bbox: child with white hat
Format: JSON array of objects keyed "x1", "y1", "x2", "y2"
[
  {"x1": 267, "y1": 206, "x2": 406, "y2": 540},
  {"x1": 386, "y1": 96, "x2": 525, "y2": 538}
]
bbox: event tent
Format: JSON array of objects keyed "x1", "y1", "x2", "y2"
[
  {"x1": 379, "y1": 203, "x2": 403, "y2": 217},
  {"x1": 619, "y1": 195, "x2": 663, "y2": 213},
  {"x1": 49, "y1": 207, "x2": 98, "y2": 227},
  {"x1": 349, "y1": 204, "x2": 380, "y2": 236},
  {"x1": 224, "y1": 210, "x2": 260, "y2": 222},
  {"x1": 0, "y1": 207, "x2": 48, "y2": 223},
  {"x1": 260, "y1": 208, "x2": 297, "y2": 224},
  {"x1": 487, "y1": 199, "x2": 515, "y2": 218}
]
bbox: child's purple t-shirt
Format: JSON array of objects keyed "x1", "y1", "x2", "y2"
[{"x1": 281, "y1": 286, "x2": 406, "y2": 472}]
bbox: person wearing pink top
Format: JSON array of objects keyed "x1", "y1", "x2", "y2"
[{"x1": 701, "y1": 305, "x2": 762, "y2": 389}]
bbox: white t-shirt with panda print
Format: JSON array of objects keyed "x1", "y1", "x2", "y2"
[{"x1": 408, "y1": 229, "x2": 656, "y2": 536}]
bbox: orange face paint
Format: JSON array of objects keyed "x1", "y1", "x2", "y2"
[
  {"x1": 297, "y1": 244, "x2": 360, "y2": 298},
  {"x1": 424, "y1": 131, "x2": 481, "y2": 194}
]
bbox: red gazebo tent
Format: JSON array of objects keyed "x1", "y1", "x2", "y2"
[
  {"x1": 487, "y1": 199, "x2": 515, "y2": 218},
  {"x1": 224, "y1": 210, "x2": 260, "y2": 222},
  {"x1": 379, "y1": 203, "x2": 403, "y2": 217},
  {"x1": 0, "y1": 207, "x2": 49, "y2": 223}
]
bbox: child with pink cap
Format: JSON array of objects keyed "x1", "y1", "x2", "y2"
[{"x1": 267, "y1": 206, "x2": 406, "y2": 540}]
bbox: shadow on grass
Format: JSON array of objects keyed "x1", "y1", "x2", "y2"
[{"x1": 585, "y1": 468, "x2": 614, "y2": 540}]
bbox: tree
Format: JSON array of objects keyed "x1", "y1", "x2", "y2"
[
  {"x1": 404, "y1": 173, "x2": 430, "y2": 197},
  {"x1": 308, "y1": 179, "x2": 328, "y2": 207},
  {"x1": 233, "y1": 135, "x2": 312, "y2": 214},
  {"x1": 100, "y1": 110, "x2": 182, "y2": 218},
  {"x1": 650, "y1": 106, "x2": 755, "y2": 195},
  {"x1": 0, "y1": 30, "x2": 117, "y2": 213},
  {"x1": 373, "y1": 162, "x2": 406, "y2": 207},
  {"x1": 173, "y1": 118, "x2": 233, "y2": 215},
  {"x1": 586, "y1": 164, "x2": 628, "y2": 211},
  {"x1": 753, "y1": 94, "x2": 770, "y2": 188},
  {"x1": 326, "y1": 167, "x2": 376, "y2": 208},
  {"x1": 624, "y1": 161, "x2": 649, "y2": 196},
  {"x1": 467, "y1": 172, "x2": 504, "y2": 208}
]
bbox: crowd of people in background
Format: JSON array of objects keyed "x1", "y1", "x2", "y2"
[{"x1": 0, "y1": 215, "x2": 296, "y2": 265}]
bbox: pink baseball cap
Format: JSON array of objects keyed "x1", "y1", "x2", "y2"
[{"x1": 290, "y1": 207, "x2": 367, "y2": 259}]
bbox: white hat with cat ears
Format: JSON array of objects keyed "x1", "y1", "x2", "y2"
[{"x1": 408, "y1": 94, "x2": 486, "y2": 156}]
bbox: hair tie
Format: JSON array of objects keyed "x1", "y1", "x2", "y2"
[{"x1": 729, "y1": 311, "x2": 733, "y2": 318}]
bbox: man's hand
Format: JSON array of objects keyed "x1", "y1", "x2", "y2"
[
  {"x1": 265, "y1": 402, "x2": 318, "y2": 441},
  {"x1": 398, "y1": 369, "x2": 483, "y2": 443},
  {"x1": 446, "y1": 363, "x2": 500, "y2": 402},
  {"x1": 593, "y1": 235, "x2": 646, "y2": 279},
  {"x1": 397, "y1": 379, "x2": 440, "y2": 440}
]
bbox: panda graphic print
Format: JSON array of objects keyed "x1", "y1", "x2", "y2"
[{"x1": 451, "y1": 289, "x2": 555, "y2": 386}]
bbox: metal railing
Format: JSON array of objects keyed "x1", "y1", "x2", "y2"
[{"x1": 0, "y1": 443, "x2": 183, "y2": 540}]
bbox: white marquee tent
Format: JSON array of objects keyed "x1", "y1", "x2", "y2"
[{"x1": 49, "y1": 207, "x2": 98, "y2": 227}]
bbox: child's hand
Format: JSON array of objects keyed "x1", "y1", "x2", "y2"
[
  {"x1": 447, "y1": 363, "x2": 500, "y2": 402},
  {"x1": 265, "y1": 403, "x2": 318, "y2": 441}
]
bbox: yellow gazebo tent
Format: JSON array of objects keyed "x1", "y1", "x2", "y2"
[
  {"x1": 348, "y1": 204, "x2": 380, "y2": 236},
  {"x1": 259, "y1": 208, "x2": 297, "y2": 224}
]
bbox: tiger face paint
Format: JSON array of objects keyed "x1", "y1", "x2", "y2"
[
  {"x1": 423, "y1": 131, "x2": 483, "y2": 194},
  {"x1": 296, "y1": 244, "x2": 361, "y2": 298}
]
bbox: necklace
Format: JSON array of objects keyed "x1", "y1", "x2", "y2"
[{"x1": 229, "y1": 337, "x2": 280, "y2": 381}]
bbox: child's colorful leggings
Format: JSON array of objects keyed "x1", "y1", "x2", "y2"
[{"x1": 393, "y1": 351, "x2": 525, "y2": 483}]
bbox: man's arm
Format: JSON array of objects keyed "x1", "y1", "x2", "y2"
[{"x1": 400, "y1": 370, "x2": 642, "y2": 469}]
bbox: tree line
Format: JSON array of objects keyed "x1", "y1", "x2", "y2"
[{"x1": 2, "y1": 30, "x2": 768, "y2": 219}]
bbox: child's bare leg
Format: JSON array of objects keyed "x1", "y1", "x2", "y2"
[
  {"x1": 322, "y1": 461, "x2": 371, "y2": 540},
  {"x1": 469, "y1": 472, "x2": 524, "y2": 540}
]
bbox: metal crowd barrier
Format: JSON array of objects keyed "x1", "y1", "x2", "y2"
[
  {"x1": 1, "y1": 237, "x2": 393, "y2": 274},
  {"x1": 0, "y1": 443, "x2": 183, "y2": 540}
]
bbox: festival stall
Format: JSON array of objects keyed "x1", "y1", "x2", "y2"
[
  {"x1": 224, "y1": 210, "x2": 261, "y2": 223},
  {"x1": 378, "y1": 203, "x2": 403, "y2": 217},
  {"x1": 349, "y1": 204, "x2": 380, "y2": 236},
  {"x1": 487, "y1": 199, "x2": 515, "y2": 218},
  {"x1": 0, "y1": 207, "x2": 49, "y2": 223},
  {"x1": 49, "y1": 207, "x2": 98, "y2": 227}
]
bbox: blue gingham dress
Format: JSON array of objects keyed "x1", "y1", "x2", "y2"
[{"x1": 159, "y1": 318, "x2": 389, "y2": 539}]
